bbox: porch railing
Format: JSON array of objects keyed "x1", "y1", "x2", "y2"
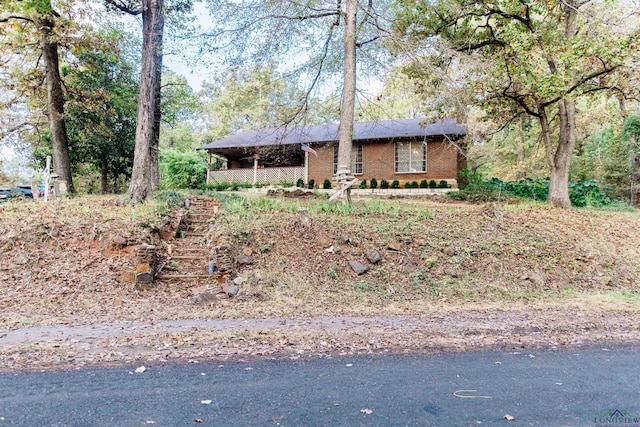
[{"x1": 207, "y1": 166, "x2": 305, "y2": 185}]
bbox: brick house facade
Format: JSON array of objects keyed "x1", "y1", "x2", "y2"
[
  {"x1": 198, "y1": 118, "x2": 467, "y2": 188},
  {"x1": 307, "y1": 138, "x2": 460, "y2": 187}
]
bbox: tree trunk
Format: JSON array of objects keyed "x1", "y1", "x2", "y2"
[
  {"x1": 334, "y1": 0, "x2": 357, "y2": 202},
  {"x1": 542, "y1": 98, "x2": 577, "y2": 209},
  {"x1": 516, "y1": 114, "x2": 526, "y2": 180},
  {"x1": 540, "y1": 2, "x2": 578, "y2": 209},
  {"x1": 151, "y1": 47, "x2": 162, "y2": 192},
  {"x1": 101, "y1": 158, "x2": 109, "y2": 194},
  {"x1": 39, "y1": 14, "x2": 74, "y2": 194},
  {"x1": 128, "y1": 0, "x2": 164, "y2": 202}
]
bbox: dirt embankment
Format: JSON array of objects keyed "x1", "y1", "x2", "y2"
[{"x1": 0, "y1": 195, "x2": 639, "y2": 371}]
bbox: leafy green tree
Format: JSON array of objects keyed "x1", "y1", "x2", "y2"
[
  {"x1": 160, "y1": 70, "x2": 202, "y2": 151},
  {"x1": 394, "y1": 0, "x2": 639, "y2": 208},
  {"x1": 63, "y1": 30, "x2": 139, "y2": 194},
  {"x1": 0, "y1": 0, "x2": 88, "y2": 193},
  {"x1": 355, "y1": 70, "x2": 424, "y2": 122},
  {"x1": 160, "y1": 149, "x2": 207, "y2": 189},
  {"x1": 198, "y1": 65, "x2": 307, "y2": 140},
  {"x1": 615, "y1": 116, "x2": 640, "y2": 206}
]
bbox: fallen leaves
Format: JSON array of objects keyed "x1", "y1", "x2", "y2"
[{"x1": 1, "y1": 196, "x2": 640, "y2": 372}]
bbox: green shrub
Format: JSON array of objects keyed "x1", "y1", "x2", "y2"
[
  {"x1": 214, "y1": 181, "x2": 230, "y2": 191},
  {"x1": 359, "y1": 179, "x2": 367, "y2": 189},
  {"x1": 253, "y1": 182, "x2": 263, "y2": 188},
  {"x1": 391, "y1": 180, "x2": 400, "y2": 189},
  {"x1": 420, "y1": 179, "x2": 429, "y2": 188},
  {"x1": 380, "y1": 179, "x2": 389, "y2": 189},
  {"x1": 429, "y1": 180, "x2": 437, "y2": 188},
  {"x1": 404, "y1": 181, "x2": 412, "y2": 189},
  {"x1": 411, "y1": 181, "x2": 418, "y2": 188},
  {"x1": 438, "y1": 180, "x2": 449, "y2": 188},
  {"x1": 457, "y1": 168, "x2": 483, "y2": 190},
  {"x1": 230, "y1": 182, "x2": 239, "y2": 191},
  {"x1": 160, "y1": 149, "x2": 207, "y2": 189},
  {"x1": 280, "y1": 180, "x2": 293, "y2": 188},
  {"x1": 370, "y1": 178, "x2": 378, "y2": 189},
  {"x1": 308, "y1": 179, "x2": 315, "y2": 189},
  {"x1": 296, "y1": 178, "x2": 305, "y2": 188},
  {"x1": 322, "y1": 178, "x2": 332, "y2": 189},
  {"x1": 447, "y1": 177, "x2": 613, "y2": 207},
  {"x1": 569, "y1": 180, "x2": 612, "y2": 207}
]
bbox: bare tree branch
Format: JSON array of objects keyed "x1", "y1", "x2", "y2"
[
  {"x1": 0, "y1": 15, "x2": 35, "y2": 24},
  {"x1": 104, "y1": 0, "x2": 143, "y2": 16}
]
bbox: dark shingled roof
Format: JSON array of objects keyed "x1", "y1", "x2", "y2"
[{"x1": 197, "y1": 118, "x2": 466, "y2": 151}]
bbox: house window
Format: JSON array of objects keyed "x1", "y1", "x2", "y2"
[
  {"x1": 333, "y1": 144, "x2": 363, "y2": 175},
  {"x1": 395, "y1": 141, "x2": 426, "y2": 173}
]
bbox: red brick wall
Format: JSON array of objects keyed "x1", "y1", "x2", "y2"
[
  {"x1": 306, "y1": 145, "x2": 335, "y2": 186},
  {"x1": 307, "y1": 138, "x2": 459, "y2": 187}
]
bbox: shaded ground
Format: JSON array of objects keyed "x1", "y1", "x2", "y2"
[{"x1": 0, "y1": 194, "x2": 639, "y2": 371}]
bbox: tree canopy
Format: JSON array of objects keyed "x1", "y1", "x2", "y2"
[{"x1": 393, "y1": 0, "x2": 639, "y2": 207}]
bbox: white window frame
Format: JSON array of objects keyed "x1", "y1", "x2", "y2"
[
  {"x1": 395, "y1": 141, "x2": 427, "y2": 173},
  {"x1": 333, "y1": 144, "x2": 363, "y2": 175}
]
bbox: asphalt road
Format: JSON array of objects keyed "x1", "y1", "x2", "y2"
[{"x1": 1, "y1": 345, "x2": 639, "y2": 427}]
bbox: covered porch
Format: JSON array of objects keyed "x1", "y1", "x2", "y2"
[
  {"x1": 206, "y1": 165, "x2": 306, "y2": 186},
  {"x1": 203, "y1": 145, "x2": 307, "y2": 186}
]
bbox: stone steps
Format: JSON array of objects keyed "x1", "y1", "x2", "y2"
[{"x1": 153, "y1": 195, "x2": 222, "y2": 285}]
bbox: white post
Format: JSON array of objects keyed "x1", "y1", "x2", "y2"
[
  {"x1": 304, "y1": 151, "x2": 309, "y2": 186},
  {"x1": 253, "y1": 155, "x2": 258, "y2": 186},
  {"x1": 43, "y1": 156, "x2": 51, "y2": 203}
]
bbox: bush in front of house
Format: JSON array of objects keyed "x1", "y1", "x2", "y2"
[
  {"x1": 370, "y1": 178, "x2": 378, "y2": 189},
  {"x1": 160, "y1": 149, "x2": 207, "y2": 189},
  {"x1": 429, "y1": 180, "x2": 437, "y2": 188},
  {"x1": 438, "y1": 180, "x2": 450, "y2": 188},
  {"x1": 308, "y1": 179, "x2": 315, "y2": 189},
  {"x1": 322, "y1": 179, "x2": 332, "y2": 189},
  {"x1": 380, "y1": 179, "x2": 389, "y2": 189},
  {"x1": 391, "y1": 180, "x2": 400, "y2": 189},
  {"x1": 420, "y1": 179, "x2": 429, "y2": 188},
  {"x1": 296, "y1": 178, "x2": 305, "y2": 188},
  {"x1": 213, "y1": 181, "x2": 231, "y2": 191}
]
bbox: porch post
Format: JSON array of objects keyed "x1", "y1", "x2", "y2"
[
  {"x1": 253, "y1": 153, "x2": 259, "y2": 185},
  {"x1": 304, "y1": 151, "x2": 309, "y2": 185}
]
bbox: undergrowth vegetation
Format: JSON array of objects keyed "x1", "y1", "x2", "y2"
[{"x1": 450, "y1": 172, "x2": 621, "y2": 208}]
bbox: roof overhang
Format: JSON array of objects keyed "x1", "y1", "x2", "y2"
[{"x1": 197, "y1": 118, "x2": 467, "y2": 154}]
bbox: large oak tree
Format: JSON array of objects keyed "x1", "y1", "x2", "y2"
[{"x1": 394, "y1": 0, "x2": 639, "y2": 208}]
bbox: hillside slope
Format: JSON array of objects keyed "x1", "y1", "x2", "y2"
[{"x1": 1, "y1": 195, "x2": 638, "y2": 369}]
